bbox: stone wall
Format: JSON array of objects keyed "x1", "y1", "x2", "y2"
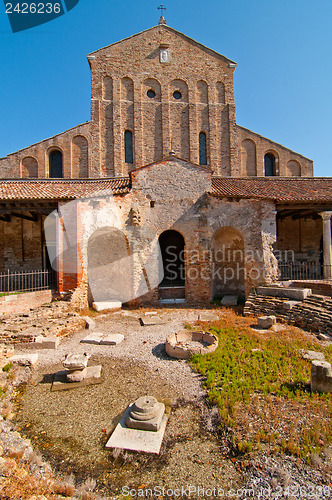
[
  {"x1": 60, "y1": 158, "x2": 279, "y2": 305},
  {"x1": 238, "y1": 126, "x2": 313, "y2": 177},
  {"x1": 244, "y1": 291, "x2": 332, "y2": 336}
]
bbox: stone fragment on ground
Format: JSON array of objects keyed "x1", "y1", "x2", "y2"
[
  {"x1": 221, "y1": 295, "x2": 238, "y2": 306},
  {"x1": 9, "y1": 353, "x2": 39, "y2": 366},
  {"x1": 311, "y1": 360, "x2": 332, "y2": 393},
  {"x1": 80, "y1": 332, "x2": 104, "y2": 345},
  {"x1": 66, "y1": 367, "x2": 88, "y2": 382},
  {"x1": 100, "y1": 334, "x2": 124, "y2": 345},
  {"x1": 270, "y1": 323, "x2": 287, "y2": 333},
  {"x1": 198, "y1": 311, "x2": 220, "y2": 322},
  {"x1": 301, "y1": 350, "x2": 325, "y2": 362},
  {"x1": 80, "y1": 333, "x2": 124, "y2": 345},
  {"x1": 283, "y1": 300, "x2": 300, "y2": 310},
  {"x1": 63, "y1": 353, "x2": 90, "y2": 370},
  {"x1": 92, "y1": 301, "x2": 122, "y2": 312},
  {"x1": 318, "y1": 333, "x2": 332, "y2": 342},
  {"x1": 140, "y1": 316, "x2": 166, "y2": 326},
  {"x1": 52, "y1": 365, "x2": 102, "y2": 391},
  {"x1": 82, "y1": 316, "x2": 96, "y2": 330},
  {"x1": 257, "y1": 315, "x2": 277, "y2": 329}
]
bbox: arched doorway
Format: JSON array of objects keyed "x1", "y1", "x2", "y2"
[
  {"x1": 158, "y1": 230, "x2": 185, "y2": 300},
  {"x1": 87, "y1": 227, "x2": 131, "y2": 303},
  {"x1": 212, "y1": 227, "x2": 245, "y2": 298}
]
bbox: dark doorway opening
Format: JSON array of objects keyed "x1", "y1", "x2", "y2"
[{"x1": 158, "y1": 230, "x2": 185, "y2": 288}]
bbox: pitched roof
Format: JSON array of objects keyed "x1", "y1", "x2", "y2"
[
  {"x1": 0, "y1": 178, "x2": 131, "y2": 200},
  {"x1": 87, "y1": 25, "x2": 236, "y2": 66},
  {"x1": 211, "y1": 177, "x2": 332, "y2": 202}
]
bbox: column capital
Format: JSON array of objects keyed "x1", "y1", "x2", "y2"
[{"x1": 319, "y1": 211, "x2": 332, "y2": 221}]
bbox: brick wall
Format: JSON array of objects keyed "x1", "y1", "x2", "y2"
[{"x1": 238, "y1": 126, "x2": 313, "y2": 177}]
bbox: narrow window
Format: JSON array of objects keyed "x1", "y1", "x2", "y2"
[
  {"x1": 124, "y1": 130, "x2": 133, "y2": 164},
  {"x1": 199, "y1": 132, "x2": 207, "y2": 165},
  {"x1": 49, "y1": 150, "x2": 63, "y2": 178},
  {"x1": 264, "y1": 153, "x2": 276, "y2": 176}
]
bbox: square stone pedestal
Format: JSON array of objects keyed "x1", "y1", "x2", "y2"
[{"x1": 105, "y1": 404, "x2": 168, "y2": 454}]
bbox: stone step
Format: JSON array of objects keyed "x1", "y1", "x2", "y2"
[{"x1": 92, "y1": 301, "x2": 122, "y2": 312}]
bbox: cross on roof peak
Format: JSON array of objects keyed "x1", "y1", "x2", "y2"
[{"x1": 158, "y1": 4, "x2": 167, "y2": 24}]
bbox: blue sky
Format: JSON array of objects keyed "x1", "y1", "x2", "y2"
[{"x1": 0, "y1": 0, "x2": 331, "y2": 176}]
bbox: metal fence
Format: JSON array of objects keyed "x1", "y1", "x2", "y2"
[
  {"x1": 277, "y1": 261, "x2": 329, "y2": 281},
  {"x1": 0, "y1": 269, "x2": 57, "y2": 294}
]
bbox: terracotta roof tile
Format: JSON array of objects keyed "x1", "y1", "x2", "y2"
[
  {"x1": 0, "y1": 178, "x2": 131, "y2": 200},
  {"x1": 211, "y1": 177, "x2": 332, "y2": 202}
]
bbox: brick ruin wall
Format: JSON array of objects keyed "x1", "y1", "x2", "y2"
[{"x1": 244, "y1": 291, "x2": 332, "y2": 336}]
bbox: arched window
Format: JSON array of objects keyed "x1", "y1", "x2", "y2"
[
  {"x1": 199, "y1": 132, "x2": 207, "y2": 165},
  {"x1": 264, "y1": 153, "x2": 276, "y2": 176},
  {"x1": 124, "y1": 130, "x2": 133, "y2": 164},
  {"x1": 49, "y1": 150, "x2": 63, "y2": 178}
]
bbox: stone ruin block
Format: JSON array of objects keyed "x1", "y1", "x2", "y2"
[
  {"x1": 257, "y1": 315, "x2": 277, "y2": 329},
  {"x1": 311, "y1": 360, "x2": 332, "y2": 393}
]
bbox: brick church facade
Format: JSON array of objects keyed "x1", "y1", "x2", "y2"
[{"x1": 0, "y1": 19, "x2": 331, "y2": 306}]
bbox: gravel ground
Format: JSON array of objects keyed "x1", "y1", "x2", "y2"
[
  {"x1": 14, "y1": 307, "x2": 242, "y2": 498},
  {"x1": 11, "y1": 306, "x2": 332, "y2": 499}
]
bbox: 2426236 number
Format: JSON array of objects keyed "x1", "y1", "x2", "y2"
[{"x1": 5, "y1": 3, "x2": 62, "y2": 14}]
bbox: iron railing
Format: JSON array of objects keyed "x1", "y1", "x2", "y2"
[
  {"x1": 277, "y1": 261, "x2": 331, "y2": 281},
  {"x1": 0, "y1": 269, "x2": 57, "y2": 294}
]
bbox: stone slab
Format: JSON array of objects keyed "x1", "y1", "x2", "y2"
[
  {"x1": 198, "y1": 312, "x2": 220, "y2": 322},
  {"x1": 221, "y1": 295, "x2": 238, "y2": 306},
  {"x1": 318, "y1": 333, "x2": 332, "y2": 342},
  {"x1": 283, "y1": 301, "x2": 300, "y2": 311},
  {"x1": 302, "y1": 350, "x2": 325, "y2": 362},
  {"x1": 82, "y1": 316, "x2": 96, "y2": 330},
  {"x1": 145, "y1": 312, "x2": 158, "y2": 316},
  {"x1": 80, "y1": 333, "x2": 105, "y2": 345},
  {"x1": 100, "y1": 334, "x2": 124, "y2": 345},
  {"x1": 51, "y1": 365, "x2": 102, "y2": 391},
  {"x1": 140, "y1": 317, "x2": 166, "y2": 326},
  {"x1": 92, "y1": 301, "x2": 122, "y2": 312},
  {"x1": 105, "y1": 405, "x2": 168, "y2": 454},
  {"x1": 35, "y1": 336, "x2": 59, "y2": 349},
  {"x1": 271, "y1": 323, "x2": 287, "y2": 333},
  {"x1": 10, "y1": 353, "x2": 38, "y2": 366},
  {"x1": 257, "y1": 286, "x2": 312, "y2": 301}
]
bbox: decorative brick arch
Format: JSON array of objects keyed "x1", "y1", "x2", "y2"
[
  {"x1": 216, "y1": 81, "x2": 225, "y2": 104},
  {"x1": 169, "y1": 79, "x2": 189, "y2": 160},
  {"x1": 143, "y1": 77, "x2": 161, "y2": 101},
  {"x1": 196, "y1": 79, "x2": 208, "y2": 104},
  {"x1": 21, "y1": 156, "x2": 38, "y2": 178},
  {"x1": 287, "y1": 159, "x2": 301, "y2": 177},
  {"x1": 241, "y1": 139, "x2": 256, "y2": 176},
  {"x1": 103, "y1": 75, "x2": 113, "y2": 100},
  {"x1": 121, "y1": 77, "x2": 134, "y2": 101},
  {"x1": 71, "y1": 135, "x2": 88, "y2": 178}
]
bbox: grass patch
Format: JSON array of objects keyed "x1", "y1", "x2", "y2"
[
  {"x1": 190, "y1": 311, "x2": 332, "y2": 461},
  {"x1": 2, "y1": 362, "x2": 13, "y2": 372}
]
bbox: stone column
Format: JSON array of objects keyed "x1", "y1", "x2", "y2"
[{"x1": 319, "y1": 212, "x2": 332, "y2": 280}]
